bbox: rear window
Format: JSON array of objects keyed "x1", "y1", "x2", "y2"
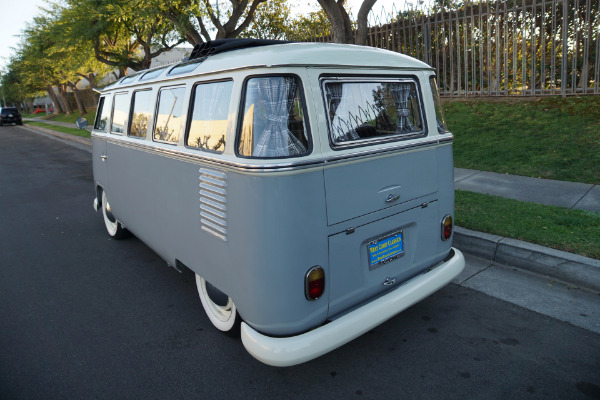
[
  {"x1": 322, "y1": 78, "x2": 425, "y2": 148},
  {"x1": 1, "y1": 108, "x2": 18, "y2": 115}
]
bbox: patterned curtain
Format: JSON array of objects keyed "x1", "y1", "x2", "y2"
[
  {"x1": 325, "y1": 83, "x2": 360, "y2": 141},
  {"x1": 389, "y1": 83, "x2": 414, "y2": 134},
  {"x1": 253, "y1": 77, "x2": 307, "y2": 157}
]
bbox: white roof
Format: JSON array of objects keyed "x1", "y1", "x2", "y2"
[{"x1": 104, "y1": 43, "x2": 431, "y2": 91}]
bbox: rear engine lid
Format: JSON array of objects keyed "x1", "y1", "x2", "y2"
[{"x1": 324, "y1": 147, "x2": 438, "y2": 226}]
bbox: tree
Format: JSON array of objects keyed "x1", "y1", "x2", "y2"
[
  {"x1": 55, "y1": 0, "x2": 186, "y2": 74},
  {"x1": 316, "y1": 0, "x2": 378, "y2": 45},
  {"x1": 239, "y1": 0, "x2": 291, "y2": 40},
  {"x1": 13, "y1": 16, "x2": 66, "y2": 114},
  {"x1": 285, "y1": 9, "x2": 332, "y2": 42},
  {"x1": 155, "y1": 0, "x2": 268, "y2": 46}
]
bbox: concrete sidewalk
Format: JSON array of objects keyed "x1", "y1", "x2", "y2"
[
  {"x1": 18, "y1": 122, "x2": 600, "y2": 293},
  {"x1": 455, "y1": 168, "x2": 600, "y2": 213},
  {"x1": 454, "y1": 168, "x2": 600, "y2": 292}
]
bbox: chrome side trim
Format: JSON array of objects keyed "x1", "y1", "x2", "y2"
[{"x1": 92, "y1": 131, "x2": 454, "y2": 172}]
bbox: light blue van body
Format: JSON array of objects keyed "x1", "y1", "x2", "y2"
[{"x1": 91, "y1": 42, "x2": 465, "y2": 365}]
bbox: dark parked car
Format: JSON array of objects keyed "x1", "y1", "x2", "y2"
[{"x1": 0, "y1": 107, "x2": 23, "y2": 126}]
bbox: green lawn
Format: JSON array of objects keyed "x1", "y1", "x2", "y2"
[
  {"x1": 456, "y1": 190, "x2": 600, "y2": 259},
  {"x1": 445, "y1": 96, "x2": 600, "y2": 259},
  {"x1": 445, "y1": 96, "x2": 600, "y2": 185},
  {"x1": 25, "y1": 121, "x2": 91, "y2": 139},
  {"x1": 42, "y1": 112, "x2": 92, "y2": 124}
]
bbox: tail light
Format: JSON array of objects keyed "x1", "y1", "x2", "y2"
[
  {"x1": 305, "y1": 266, "x2": 325, "y2": 301},
  {"x1": 441, "y1": 214, "x2": 453, "y2": 241}
]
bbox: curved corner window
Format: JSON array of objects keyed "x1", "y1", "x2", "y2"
[
  {"x1": 429, "y1": 76, "x2": 449, "y2": 134},
  {"x1": 186, "y1": 80, "x2": 233, "y2": 153},
  {"x1": 129, "y1": 90, "x2": 153, "y2": 139},
  {"x1": 168, "y1": 61, "x2": 202, "y2": 76},
  {"x1": 323, "y1": 78, "x2": 424, "y2": 148},
  {"x1": 110, "y1": 93, "x2": 130, "y2": 134},
  {"x1": 154, "y1": 86, "x2": 186, "y2": 143},
  {"x1": 238, "y1": 76, "x2": 310, "y2": 158},
  {"x1": 120, "y1": 74, "x2": 140, "y2": 85},
  {"x1": 141, "y1": 67, "x2": 166, "y2": 81},
  {"x1": 94, "y1": 96, "x2": 111, "y2": 132}
]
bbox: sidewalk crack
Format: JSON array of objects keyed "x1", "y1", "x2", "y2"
[{"x1": 571, "y1": 185, "x2": 596, "y2": 209}]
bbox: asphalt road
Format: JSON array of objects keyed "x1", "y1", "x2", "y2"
[{"x1": 1, "y1": 125, "x2": 599, "y2": 400}]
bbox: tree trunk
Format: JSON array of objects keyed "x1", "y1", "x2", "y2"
[
  {"x1": 46, "y1": 85, "x2": 63, "y2": 115},
  {"x1": 86, "y1": 73, "x2": 100, "y2": 105},
  {"x1": 355, "y1": 0, "x2": 378, "y2": 45},
  {"x1": 317, "y1": 0, "x2": 353, "y2": 43},
  {"x1": 72, "y1": 85, "x2": 87, "y2": 115},
  {"x1": 57, "y1": 85, "x2": 73, "y2": 115}
]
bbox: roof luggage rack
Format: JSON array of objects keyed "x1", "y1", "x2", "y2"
[{"x1": 188, "y1": 39, "x2": 291, "y2": 61}]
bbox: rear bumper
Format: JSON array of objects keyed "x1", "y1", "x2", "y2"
[
  {"x1": 241, "y1": 248, "x2": 465, "y2": 367},
  {"x1": 1, "y1": 117, "x2": 21, "y2": 124}
]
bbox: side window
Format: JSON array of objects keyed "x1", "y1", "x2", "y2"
[
  {"x1": 238, "y1": 76, "x2": 310, "y2": 158},
  {"x1": 129, "y1": 90, "x2": 153, "y2": 139},
  {"x1": 111, "y1": 93, "x2": 129, "y2": 134},
  {"x1": 154, "y1": 86, "x2": 186, "y2": 143},
  {"x1": 323, "y1": 79, "x2": 425, "y2": 147},
  {"x1": 94, "y1": 96, "x2": 111, "y2": 132},
  {"x1": 186, "y1": 81, "x2": 233, "y2": 152}
]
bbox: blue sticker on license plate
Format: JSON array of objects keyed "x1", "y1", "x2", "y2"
[{"x1": 368, "y1": 232, "x2": 404, "y2": 268}]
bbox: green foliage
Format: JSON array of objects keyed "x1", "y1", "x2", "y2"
[
  {"x1": 285, "y1": 10, "x2": 332, "y2": 41},
  {"x1": 239, "y1": 0, "x2": 291, "y2": 40},
  {"x1": 446, "y1": 96, "x2": 600, "y2": 185},
  {"x1": 455, "y1": 190, "x2": 600, "y2": 259},
  {"x1": 55, "y1": 0, "x2": 184, "y2": 73}
]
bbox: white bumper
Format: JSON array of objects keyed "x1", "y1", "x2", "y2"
[{"x1": 241, "y1": 248, "x2": 465, "y2": 367}]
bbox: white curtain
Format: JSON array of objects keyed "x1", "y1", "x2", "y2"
[{"x1": 253, "y1": 77, "x2": 307, "y2": 158}]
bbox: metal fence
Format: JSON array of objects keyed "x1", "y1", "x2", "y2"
[{"x1": 315, "y1": 1, "x2": 600, "y2": 97}]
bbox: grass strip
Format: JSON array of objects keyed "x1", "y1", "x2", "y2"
[
  {"x1": 25, "y1": 121, "x2": 91, "y2": 139},
  {"x1": 455, "y1": 190, "x2": 600, "y2": 259},
  {"x1": 445, "y1": 96, "x2": 600, "y2": 185},
  {"x1": 43, "y1": 112, "x2": 92, "y2": 124}
]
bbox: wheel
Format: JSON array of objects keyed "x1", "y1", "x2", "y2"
[
  {"x1": 196, "y1": 274, "x2": 241, "y2": 335},
  {"x1": 101, "y1": 190, "x2": 128, "y2": 239}
]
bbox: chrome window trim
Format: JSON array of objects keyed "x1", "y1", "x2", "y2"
[{"x1": 92, "y1": 131, "x2": 453, "y2": 172}]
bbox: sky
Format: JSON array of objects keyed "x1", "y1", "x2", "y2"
[{"x1": 0, "y1": 0, "x2": 402, "y2": 71}]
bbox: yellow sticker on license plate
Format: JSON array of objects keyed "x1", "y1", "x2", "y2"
[{"x1": 368, "y1": 232, "x2": 404, "y2": 268}]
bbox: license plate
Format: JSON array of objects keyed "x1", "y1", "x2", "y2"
[{"x1": 368, "y1": 231, "x2": 404, "y2": 269}]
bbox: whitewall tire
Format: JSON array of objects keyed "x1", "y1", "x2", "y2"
[
  {"x1": 102, "y1": 191, "x2": 128, "y2": 239},
  {"x1": 196, "y1": 274, "x2": 241, "y2": 335}
]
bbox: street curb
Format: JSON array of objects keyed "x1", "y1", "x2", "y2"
[
  {"x1": 22, "y1": 124, "x2": 92, "y2": 147},
  {"x1": 454, "y1": 226, "x2": 600, "y2": 293}
]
